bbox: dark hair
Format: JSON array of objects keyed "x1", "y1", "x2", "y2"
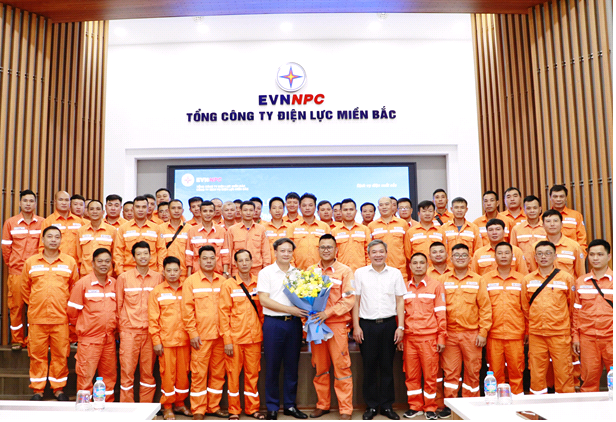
[
  {"x1": 156, "y1": 188, "x2": 171, "y2": 196},
  {"x1": 429, "y1": 241, "x2": 446, "y2": 250},
  {"x1": 285, "y1": 192, "x2": 300, "y2": 201},
  {"x1": 20, "y1": 189, "x2": 36, "y2": 200},
  {"x1": 234, "y1": 248, "x2": 252, "y2": 261},
  {"x1": 504, "y1": 187, "x2": 521, "y2": 196},
  {"x1": 588, "y1": 239, "x2": 611, "y2": 254},
  {"x1": 317, "y1": 200, "x2": 332, "y2": 210},
  {"x1": 198, "y1": 245, "x2": 216, "y2": 256},
  {"x1": 389, "y1": 196, "x2": 397, "y2": 202},
  {"x1": 123, "y1": 201, "x2": 134, "y2": 207},
  {"x1": 300, "y1": 193, "x2": 317, "y2": 204},
  {"x1": 273, "y1": 237, "x2": 296, "y2": 251},
  {"x1": 417, "y1": 200, "x2": 436, "y2": 211},
  {"x1": 397, "y1": 197, "x2": 412, "y2": 207},
  {"x1": 42, "y1": 226, "x2": 61, "y2": 237},
  {"x1": 131, "y1": 241, "x2": 150, "y2": 256},
  {"x1": 106, "y1": 194, "x2": 122, "y2": 203},
  {"x1": 157, "y1": 201, "x2": 170, "y2": 209},
  {"x1": 92, "y1": 247, "x2": 112, "y2": 260},
  {"x1": 360, "y1": 202, "x2": 375, "y2": 212},
  {"x1": 333, "y1": 202, "x2": 341, "y2": 208},
  {"x1": 433, "y1": 188, "x2": 447, "y2": 196},
  {"x1": 486, "y1": 218, "x2": 505, "y2": 229},
  {"x1": 200, "y1": 200, "x2": 214, "y2": 209},
  {"x1": 319, "y1": 233, "x2": 336, "y2": 244},
  {"x1": 144, "y1": 193, "x2": 155, "y2": 201},
  {"x1": 483, "y1": 190, "x2": 498, "y2": 201},
  {"x1": 410, "y1": 252, "x2": 427, "y2": 262},
  {"x1": 188, "y1": 196, "x2": 203, "y2": 206},
  {"x1": 269, "y1": 196, "x2": 284, "y2": 208},
  {"x1": 451, "y1": 197, "x2": 467, "y2": 206},
  {"x1": 240, "y1": 201, "x2": 255, "y2": 210},
  {"x1": 341, "y1": 198, "x2": 356, "y2": 208},
  {"x1": 541, "y1": 209, "x2": 563, "y2": 222},
  {"x1": 133, "y1": 195, "x2": 148, "y2": 204},
  {"x1": 233, "y1": 199, "x2": 243, "y2": 205},
  {"x1": 249, "y1": 197, "x2": 263, "y2": 205},
  {"x1": 523, "y1": 195, "x2": 541, "y2": 206},
  {"x1": 70, "y1": 194, "x2": 86, "y2": 202},
  {"x1": 549, "y1": 184, "x2": 568, "y2": 196},
  {"x1": 535, "y1": 240, "x2": 556, "y2": 252},
  {"x1": 163, "y1": 256, "x2": 181, "y2": 268},
  {"x1": 494, "y1": 242, "x2": 512, "y2": 253},
  {"x1": 451, "y1": 243, "x2": 469, "y2": 253},
  {"x1": 87, "y1": 199, "x2": 103, "y2": 210},
  {"x1": 169, "y1": 199, "x2": 183, "y2": 207}
]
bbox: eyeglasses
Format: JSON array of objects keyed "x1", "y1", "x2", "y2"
[
  {"x1": 452, "y1": 253, "x2": 469, "y2": 259},
  {"x1": 319, "y1": 246, "x2": 335, "y2": 251},
  {"x1": 399, "y1": 207, "x2": 411, "y2": 211},
  {"x1": 535, "y1": 251, "x2": 554, "y2": 257}
]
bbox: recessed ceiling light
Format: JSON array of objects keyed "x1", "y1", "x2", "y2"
[
  {"x1": 368, "y1": 21, "x2": 382, "y2": 32},
  {"x1": 114, "y1": 27, "x2": 127, "y2": 37},
  {"x1": 280, "y1": 22, "x2": 293, "y2": 32}
]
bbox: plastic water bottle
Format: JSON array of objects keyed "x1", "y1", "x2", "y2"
[
  {"x1": 93, "y1": 377, "x2": 105, "y2": 410},
  {"x1": 608, "y1": 366, "x2": 613, "y2": 401},
  {"x1": 484, "y1": 371, "x2": 497, "y2": 405}
]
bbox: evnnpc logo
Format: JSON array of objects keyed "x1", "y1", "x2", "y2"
[{"x1": 276, "y1": 62, "x2": 306, "y2": 92}]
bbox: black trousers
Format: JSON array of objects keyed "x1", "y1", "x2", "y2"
[{"x1": 358, "y1": 317, "x2": 397, "y2": 409}]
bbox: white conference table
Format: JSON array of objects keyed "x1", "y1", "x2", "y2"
[
  {"x1": 445, "y1": 392, "x2": 614, "y2": 420},
  {"x1": 0, "y1": 400, "x2": 160, "y2": 420}
]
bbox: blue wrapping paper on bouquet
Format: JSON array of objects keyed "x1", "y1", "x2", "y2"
[{"x1": 283, "y1": 283, "x2": 333, "y2": 345}]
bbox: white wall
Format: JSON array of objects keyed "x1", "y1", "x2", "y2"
[{"x1": 104, "y1": 15, "x2": 484, "y2": 218}]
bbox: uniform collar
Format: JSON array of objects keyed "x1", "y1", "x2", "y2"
[{"x1": 408, "y1": 278, "x2": 427, "y2": 288}]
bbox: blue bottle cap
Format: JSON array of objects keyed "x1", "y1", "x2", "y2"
[
  {"x1": 487, "y1": 371, "x2": 494, "y2": 375},
  {"x1": 96, "y1": 377, "x2": 103, "y2": 381}
]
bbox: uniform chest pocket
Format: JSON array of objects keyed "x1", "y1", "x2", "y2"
[{"x1": 461, "y1": 289, "x2": 478, "y2": 304}]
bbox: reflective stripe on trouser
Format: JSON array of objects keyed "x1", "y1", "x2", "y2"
[
  {"x1": 528, "y1": 334, "x2": 574, "y2": 394},
  {"x1": 28, "y1": 323, "x2": 69, "y2": 393},
  {"x1": 225, "y1": 342, "x2": 262, "y2": 415},
  {"x1": 580, "y1": 335, "x2": 613, "y2": 392},
  {"x1": 190, "y1": 337, "x2": 225, "y2": 415},
  {"x1": 486, "y1": 337, "x2": 525, "y2": 395},
  {"x1": 76, "y1": 337, "x2": 117, "y2": 402},
  {"x1": 403, "y1": 335, "x2": 439, "y2": 412},
  {"x1": 311, "y1": 324, "x2": 353, "y2": 415},
  {"x1": 434, "y1": 367, "x2": 445, "y2": 408},
  {"x1": 441, "y1": 330, "x2": 482, "y2": 398},
  {"x1": 160, "y1": 345, "x2": 191, "y2": 408},
  {"x1": 7, "y1": 274, "x2": 26, "y2": 345},
  {"x1": 119, "y1": 330, "x2": 156, "y2": 402}
]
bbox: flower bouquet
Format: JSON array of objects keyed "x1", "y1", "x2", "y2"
[{"x1": 283, "y1": 267, "x2": 333, "y2": 344}]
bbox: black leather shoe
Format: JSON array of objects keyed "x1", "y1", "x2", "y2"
[
  {"x1": 266, "y1": 411, "x2": 278, "y2": 420},
  {"x1": 30, "y1": 394, "x2": 43, "y2": 401},
  {"x1": 363, "y1": 408, "x2": 377, "y2": 420},
  {"x1": 380, "y1": 408, "x2": 400, "y2": 420},
  {"x1": 55, "y1": 392, "x2": 69, "y2": 401},
  {"x1": 284, "y1": 407, "x2": 308, "y2": 419}
]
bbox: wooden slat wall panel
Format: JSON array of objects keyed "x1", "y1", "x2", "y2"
[
  {"x1": 0, "y1": 3, "x2": 108, "y2": 344},
  {"x1": 472, "y1": 0, "x2": 612, "y2": 249}
]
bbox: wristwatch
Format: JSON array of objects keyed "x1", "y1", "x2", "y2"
[{"x1": 397, "y1": 326, "x2": 404, "y2": 331}]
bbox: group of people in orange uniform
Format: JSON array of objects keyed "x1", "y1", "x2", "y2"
[{"x1": 1, "y1": 184, "x2": 611, "y2": 420}]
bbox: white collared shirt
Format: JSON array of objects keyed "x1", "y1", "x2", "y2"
[
  {"x1": 257, "y1": 262, "x2": 295, "y2": 316},
  {"x1": 354, "y1": 264, "x2": 406, "y2": 319}
]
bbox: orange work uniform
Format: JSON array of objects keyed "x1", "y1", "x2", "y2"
[
  {"x1": 76, "y1": 222, "x2": 116, "y2": 275},
  {"x1": 287, "y1": 219, "x2": 331, "y2": 270},
  {"x1": 331, "y1": 222, "x2": 371, "y2": 273},
  {"x1": 283, "y1": 214, "x2": 302, "y2": 224},
  {"x1": 521, "y1": 268, "x2": 575, "y2": 394},
  {"x1": 433, "y1": 210, "x2": 453, "y2": 227},
  {"x1": 2, "y1": 213, "x2": 43, "y2": 345},
  {"x1": 555, "y1": 207, "x2": 587, "y2": 251},
  {"x1": 439, "y1": 220, "x2": 482, "y2": 260},
  {"x1": 470, "y1": 244, "x2": 528, "y2": 276},
  {"x1": 218, "y1": 275, "x2": 264, "y2": 416},
  {"x1": 181, "y1": 271, "x2": 227, "y2": 415},
  {"x1": 67, "y1": 273, "x2": 118, "y2": 401},
  {"x1": 158, "y1": 222, "x2": 191, "y2": 280},
  {"x1": 150, "y1": 212, "x2": 164, "y2": 225},
  {"x1": 148, "y1": 279, "x2": 191, "y2": 410},
  {"x1": 116, "y1": 268, "x2": 163, "y2": 402},
  {"x1": 185, "y1": 224, "x2": 230, "y2": 275},
  {"x1": 39, "y1": 212, "x2": 84, "y2": 259},
  {"x1": 114, "y1": 220, "x2": 167, "y2": 274},
  {"x1": 404, "y1": 224, "x2": 444, "y2": 264},
  {"x1": 472, "y1": 214, "x2": 514, "y2": 246},
  {"x1": 262, "y1": 220, "x2": 292, "y2": 263},
  {"x1": 402, "y1": 276, "x2": 447, "y2": 413},
  {"x1": 482, "y1": 270, "x2": 526, "y2": 395},
  {"x1": 427, "y1": 266, "x2": 452, "y2": 281},
  {"x1": 227, "y1": 222, "x2": 271, "y2": 276},
  {"x1": 369, "y1": 217, "x2": 409, "y2": 280},
  {"x1": 498, "y1": 209, "x2": 526, "y2": 227},
  {"x1": 573, "y1": 270, "x2": 613, "y2": 392},
  {"x1": 307, "y1": 261, "x2": 355, "y2": 416},
  {"x1": 105, "y1": 216, "x2": 128, "y2": 229},
  {"x1": 509, "y1": 221, "x2": 546, "y2": 271},
  {"x1": 439, "y1": 271, "x2": 491, "y2": 398},
  {"x1": 21, "y1": 252, "x2": 79, "y2": 394},
  {"x1": 529, "y1": 236, "x2": 586, "y2": 279}
]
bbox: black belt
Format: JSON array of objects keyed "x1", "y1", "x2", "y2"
[
  {"x1": 266, "y1": 315, "x2": 296, "y2": 321},
  {"x1": 360, "y1": 316, "x2": 395, "y2": 324}
]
